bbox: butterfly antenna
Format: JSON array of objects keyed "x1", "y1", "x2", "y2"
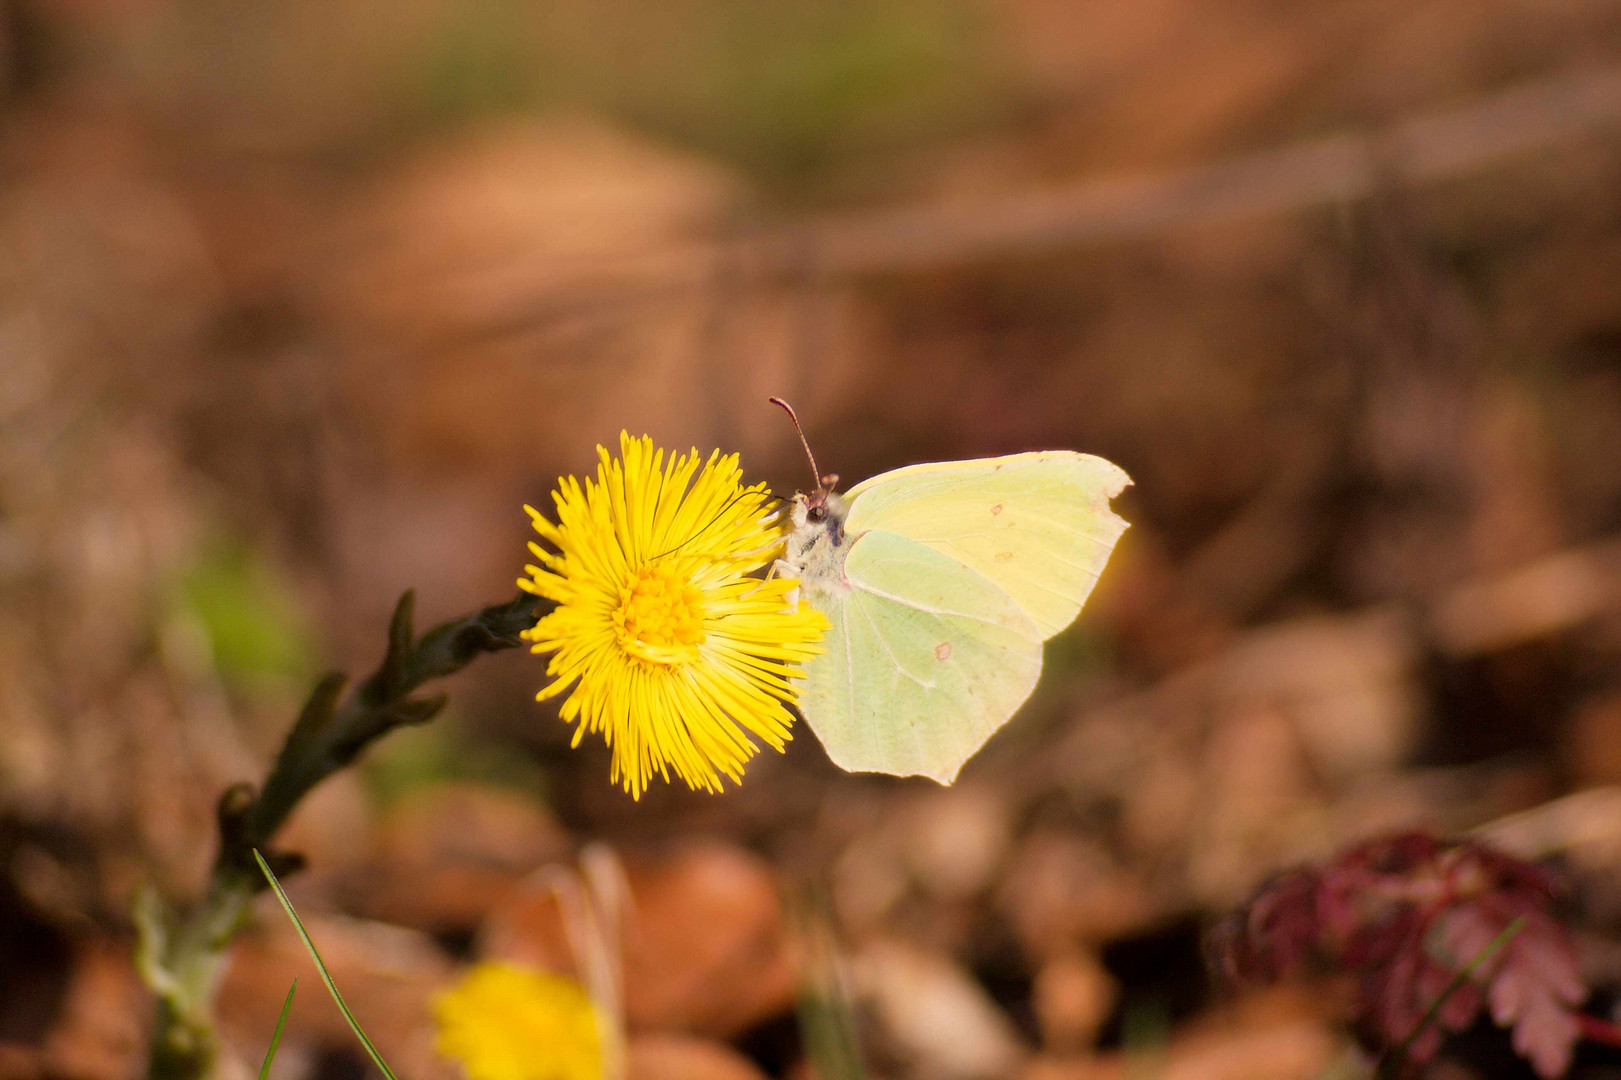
[
  {"x1": 769, "y1": 397, "x2": 824, "y2": 492},
  {"x1": 651, "y1": 487, "x2": 770, "y2": 560}
]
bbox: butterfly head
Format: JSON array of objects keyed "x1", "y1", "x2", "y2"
[
  {"x1": 790, "y1": 472, "x2": 845, "y2": 535},
  {"x1": 785, "y1": 476, "x2": 849, "y2": 590},
  {"x1": 771, "y1": 397, "x2": 853, "y2": 574}
]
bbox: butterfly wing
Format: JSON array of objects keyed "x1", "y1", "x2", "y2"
[
  {"x1": 798, "y1": 529, "x2": 1044, "y2": 783},
  {"x1": 842, "y1": 452, "x2": 1130, "y2": 639}
]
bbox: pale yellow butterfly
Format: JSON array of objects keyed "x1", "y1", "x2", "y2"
[{"x1": 772, "y1": 399, "x2": 1131, "y2": 783}]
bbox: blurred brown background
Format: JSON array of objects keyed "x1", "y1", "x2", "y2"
[{"x1": 10, "y1": 1, "x2": 1621, "y2": 1078}]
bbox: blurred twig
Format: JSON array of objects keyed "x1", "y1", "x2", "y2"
[
  {"x1": 137, "y1": 589, "x2": 542, "y2": 1080},
  {"x1": 1430, "y1": 537, "x2": 1621, "y2": 656},
  {"x1": 479, "y1": 846, "x2": 631, "y2": 1080},
  {"x1": 797, "y1": 65, "x2": 1621, "y2": 274},
  {"x1": 471, "y1": 63, "x2": 1621, "y2": 349}
]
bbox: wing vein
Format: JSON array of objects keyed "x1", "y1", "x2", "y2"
[
  {"x1": 838, "y1": 609, "x2": 875, "y2": 770},
  {"x1": 852, "y1": 592, "x2": 936, "y2": 693},
  {"x1": 851, "y1": 578, "x2": 1033, "y2": 636},
  {"x1": 852, "y1": 594, "x2": 930, "y2": 770}
]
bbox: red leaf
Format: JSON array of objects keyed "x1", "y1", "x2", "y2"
[{"x1": 1213, "y1": 831, "x2": 1587, "y2": 1078}]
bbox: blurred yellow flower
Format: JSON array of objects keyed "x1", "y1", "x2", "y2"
[
  {"x1": 520, "y1": 433, "x2": 827, "y2": 798},
  {"x1": 434, "y1": 963, "x2": 603, "y2": 1080}
]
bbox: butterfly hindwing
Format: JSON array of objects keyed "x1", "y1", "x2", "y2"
[
  {"x1": 797, "y1": 529, "x2": 1044, "y2": 783},
  {"x1": 842, "y1": 452, "x2": 1130, "y2": 639}
]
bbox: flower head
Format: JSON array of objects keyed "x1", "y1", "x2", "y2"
[
  {"x1": 520, "y1": 433, "x2": 826, "y2": 797},
  {"x1": 434, "y1": 962, "x2": 603, "y2": 1080}
]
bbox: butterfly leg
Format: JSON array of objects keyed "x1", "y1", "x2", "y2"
[
  {"x1": 765, "y1": 558, "x2": 803, "y2": 611},
  {"x1": 750, "y1": 558, "x2": 801, "y2": 611}
]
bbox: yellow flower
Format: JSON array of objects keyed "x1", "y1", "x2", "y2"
[
  {"x1": 520, "y1": 433, "x2": 827, "y2": 798},
  {"x1": 434, "y1": 962, "x2": 603, "y2": 1080}
]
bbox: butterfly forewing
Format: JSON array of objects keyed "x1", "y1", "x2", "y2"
[{"x1": 841, "y1": 452, "x2": 1130, "y2": 639}]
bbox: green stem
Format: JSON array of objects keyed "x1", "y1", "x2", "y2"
[{"x1": 138, "y1": 589, "x2": 543, "y2": 1080}]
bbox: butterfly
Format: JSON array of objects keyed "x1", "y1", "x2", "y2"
[{"x1": 771, "y1": 398, "x2": 1131, "y2": 783}]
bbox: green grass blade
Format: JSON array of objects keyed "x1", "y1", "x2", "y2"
[
  {"x1": 790, "y1": 894, "x2": 865, "y2": 1080},
  {"x1": 253, "y1": 850, "x2": 401, "y2": 1080},
  {"x1": 1377, "y1": 914, "x2": 1528, "y2": 1080},
  {"x1": 257, "y1": 978, "x2": 298, "y2": 1080}
]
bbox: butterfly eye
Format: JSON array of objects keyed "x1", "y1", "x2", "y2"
[{"x1": 807, "y1": 506, "x2": 827, "y2": 524}]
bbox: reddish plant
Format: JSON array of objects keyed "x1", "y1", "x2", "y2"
[{"x1": 1211, "y1": 832, "x2": 1587, "y2": 1077}]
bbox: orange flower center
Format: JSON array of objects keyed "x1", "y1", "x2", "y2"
[{"x1": 615, "y1": 565, "x2": 705, "y2": 664}]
